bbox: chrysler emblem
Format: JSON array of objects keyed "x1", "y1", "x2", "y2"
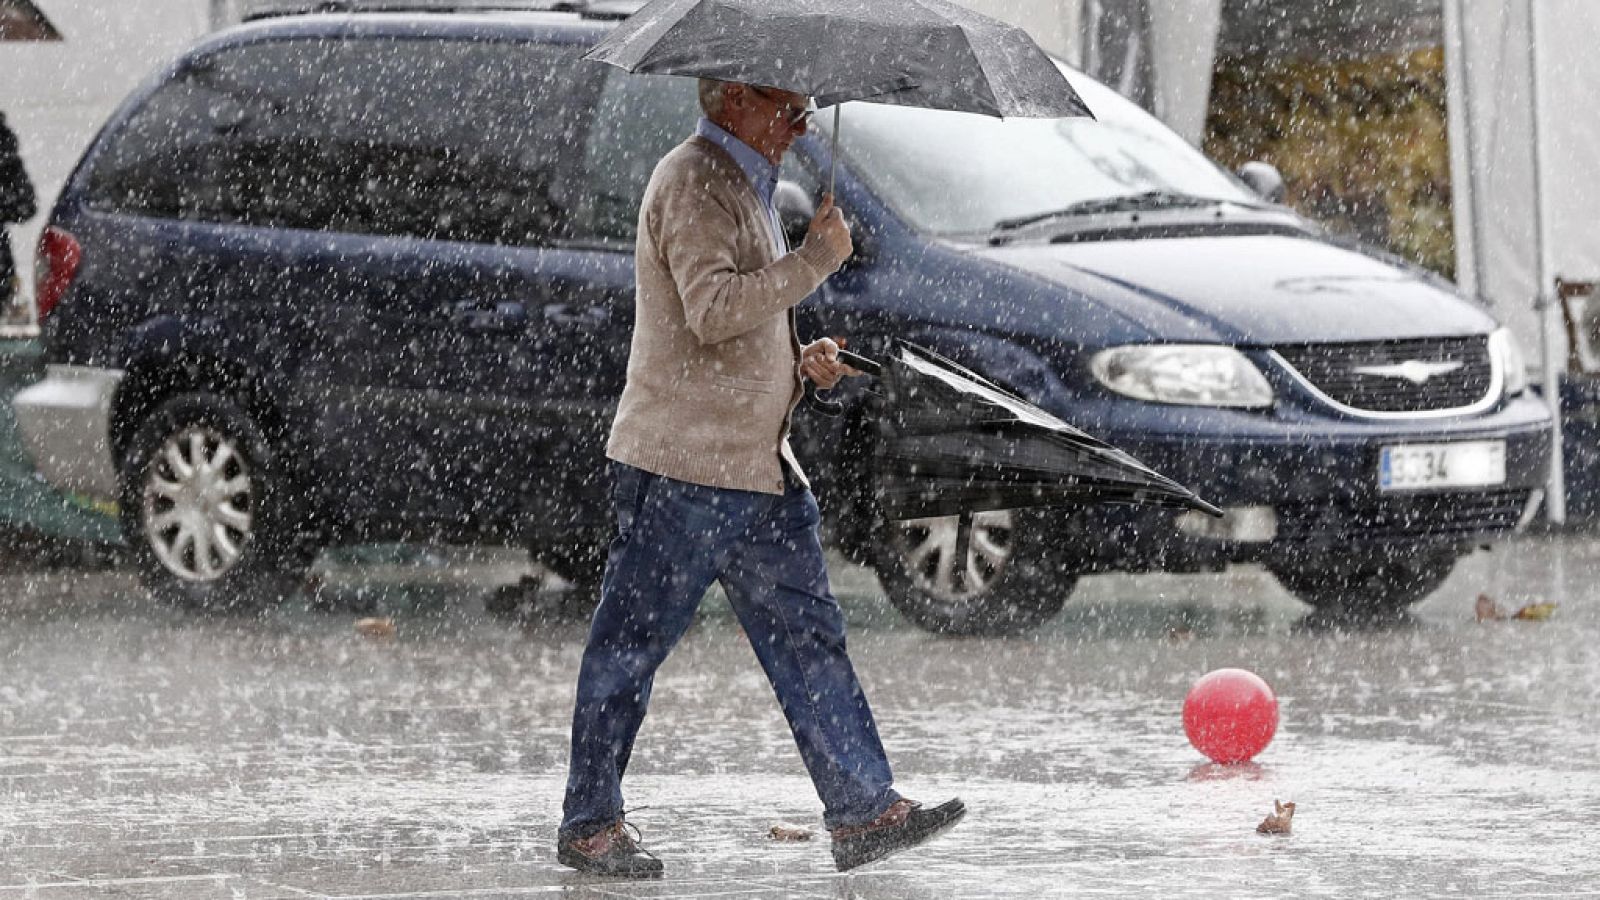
[{"x1": 1351, "y1": 359, "x2": 1465, "y2": 385}]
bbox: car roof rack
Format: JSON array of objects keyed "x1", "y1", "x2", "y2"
[{"x1": 239, "y1": 0, "x2": 642, "y2": 22}]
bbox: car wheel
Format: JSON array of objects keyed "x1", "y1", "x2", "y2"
[
  {"x1": 120, "y1": 392, "x2": 308, "y2": 613},
  {"x1": 1269, "y1": 549, "x2": 1459, "y2": 615},
  {"x1": 869, "y1": 508, "x2": 1074, "y2": 635}
]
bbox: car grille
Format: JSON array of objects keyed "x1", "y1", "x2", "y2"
[
  {"x1": 1274, "y1": 336, "x2": 1495, "y2": 413},
  {"x1": 1277, "y1": 489, "x2": 1531, "y2": 544}
]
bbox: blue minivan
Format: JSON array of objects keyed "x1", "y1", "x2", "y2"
[{"x1": 14, "y1": 6, "x2": 1551, "y2": 632}]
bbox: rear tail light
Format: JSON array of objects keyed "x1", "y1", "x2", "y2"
[{"x1": 35, "y1": 226, "x2": 83, "y2": 321}]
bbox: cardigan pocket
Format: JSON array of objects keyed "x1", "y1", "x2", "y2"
[{"x1": 711, "y1": 373, "x2": 777, "y2": 394}]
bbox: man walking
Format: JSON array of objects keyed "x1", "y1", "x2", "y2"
[{"x1": 557, "y1": 79, "x2": 964, "y2": 878}]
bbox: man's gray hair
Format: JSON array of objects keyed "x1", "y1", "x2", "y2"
[{"x1": 698, "y1": 78, "x2": 728, "y2": 118}]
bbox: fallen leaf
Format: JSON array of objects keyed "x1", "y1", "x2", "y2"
[
  {"x1": 1256, "y1": 799, "x2": 1295, "y2": 835},
  {"x1": 768, "y1": 822, "x2": 815, "y2": 842},
  {"x1": 354, "y1": 617, "x2": 396, "y2": 640},
  {"x1": 1475, "y1": 594, "x2": 1506, "y2": 622},
  {"x1": 1512, "y1": 602, "x2": 1558, "y2": 621}
]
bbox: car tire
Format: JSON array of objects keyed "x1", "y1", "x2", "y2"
[
  {"x1": 869, "y1": 508, "x2": 1074, "y2": 635},
  {"x1": 1269, "y1": 548, "x2": 1459, "y2": 615},
  {"x1": 119, "y1": 392, "x2": 308, "y2": 613}
]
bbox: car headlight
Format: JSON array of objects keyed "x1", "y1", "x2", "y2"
[
  {"x1": 1489, "y1": 327, "x2": 1529, "y2": 397},
  {"x1": 1090, "y1": 344, "x2": 1274, "y2": 409}
]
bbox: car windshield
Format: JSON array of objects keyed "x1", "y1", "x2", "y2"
[{"x1": 821, "y1": 66, "x2": 1256, "y2": 237}]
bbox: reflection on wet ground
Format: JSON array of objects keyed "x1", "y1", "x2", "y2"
[{"x1": 0, "y1": 534, "x2": 1596, "y2": 897}]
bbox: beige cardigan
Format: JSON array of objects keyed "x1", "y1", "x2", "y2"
[{"x1": 605, "y1": 136, "x2": 848, "y2": 495}]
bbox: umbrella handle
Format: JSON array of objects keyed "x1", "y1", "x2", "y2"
[
  {"x1": 838, "y1": 349, "x2": 882, "y2": 377},
  {"x1": 802, "y1": 349, "x2": 883, "y2": 417}
]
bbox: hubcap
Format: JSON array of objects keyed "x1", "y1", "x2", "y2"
[
  {"x1": 141, "y1": 426, "x2": 254, "y2": 582},
  {"x1": 890, "y1": 510, "x2": 1014, "y2": 603}
]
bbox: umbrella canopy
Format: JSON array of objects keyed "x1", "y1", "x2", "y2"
[
  {"x1": 841, "y1": 343, "x2": 1223, "y2": 521},
  {"x1": 581, "y1": 0, "x2": 1094, "y2": 118}
]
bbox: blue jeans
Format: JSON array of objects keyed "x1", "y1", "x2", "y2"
[{"x1": 560, "y1": 463, "x2": 900, "y2": 839}]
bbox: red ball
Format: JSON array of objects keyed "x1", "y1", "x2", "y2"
[{"x1": 1183, "y1": 668, "x2": 1278, "y2": 764}]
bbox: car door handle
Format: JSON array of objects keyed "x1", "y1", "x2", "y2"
[
  {"x1": 451, "y1": 300, "x2": 526, "y2": 332},
  {"x1": 543, "y1": 303, "x2": 610, "y2": 329}
]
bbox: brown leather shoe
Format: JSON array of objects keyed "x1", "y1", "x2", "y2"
[
  {"x1": 831, "y1": 797, "x2": 966, "y2": 871},
  {"x1": 557, "y1": 820, "x2": 663, "y2": 878}
]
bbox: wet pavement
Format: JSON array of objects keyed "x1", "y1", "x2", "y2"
[{"x1": 1, "y1": 535, "x2": 1598, "y2": 898}]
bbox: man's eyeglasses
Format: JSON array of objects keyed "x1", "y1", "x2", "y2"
[{"x1": 750, "y1": 86, "x2": 815, "y2": 126}]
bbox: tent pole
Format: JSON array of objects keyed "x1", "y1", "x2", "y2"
[
  {"x1": 1527, "y1": 0, "x2": 1567, "y2": 523},
  {"x1": 1441, "y1": 0, "x2": 1479, "y2": 299}
]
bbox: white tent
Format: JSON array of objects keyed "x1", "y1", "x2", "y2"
[{"x1": 1444, "y1": 0, "x2": 1600, "y2": 521}]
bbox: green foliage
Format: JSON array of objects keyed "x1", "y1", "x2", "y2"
[{"x1": 1204, "y1": 48, "x2": 1455, "y2": 277}]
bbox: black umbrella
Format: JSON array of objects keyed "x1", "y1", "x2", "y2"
[
  {"x1": 582, "y1": 0, "x2": 1094, "y2": 190},
  {"x1": 821, "y1": 343, "x2": 1224, "y2": 521}
]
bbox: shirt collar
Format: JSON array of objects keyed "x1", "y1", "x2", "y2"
[{"x1": 696, "y1": 117, "x2": 778, "y2": 206}]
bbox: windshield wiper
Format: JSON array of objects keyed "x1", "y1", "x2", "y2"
[{"x1": 989, "y1": 190, "x2": 1231, "y2": 235}]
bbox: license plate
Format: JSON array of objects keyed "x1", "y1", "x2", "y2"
[{"x1": 1379, "y1": 441, "x2": 1506, "y2": 491}]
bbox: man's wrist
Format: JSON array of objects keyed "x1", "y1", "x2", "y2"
[{"x1": 798, "y1": 233, "x2": 848, "y2": 276}]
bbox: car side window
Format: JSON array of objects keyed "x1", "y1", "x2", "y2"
[
  {"x1": 570, "y1": 72, "x2": 699, "y2": 246},
  {"x1": 87, "y1": 37, "x2": 596, "y2": 247},
  {"x1": 86, "y1": 40, "x2": 332, "y2": 226}
]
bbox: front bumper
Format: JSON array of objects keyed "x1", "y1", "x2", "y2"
[
  {"x1": 12, "y1": 365, "x2": 125, "y2": 502},
  {"x1": 1051, "y1": 391, "x2": 1553, "y2": 572}
]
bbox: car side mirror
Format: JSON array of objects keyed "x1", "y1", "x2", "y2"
[
  {"x1": 1236, "y1": 161, "x2": 1286, "y2": 204},
  {"x1": 775, "y1": 180, "x2": 816, "y2": 250}
]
